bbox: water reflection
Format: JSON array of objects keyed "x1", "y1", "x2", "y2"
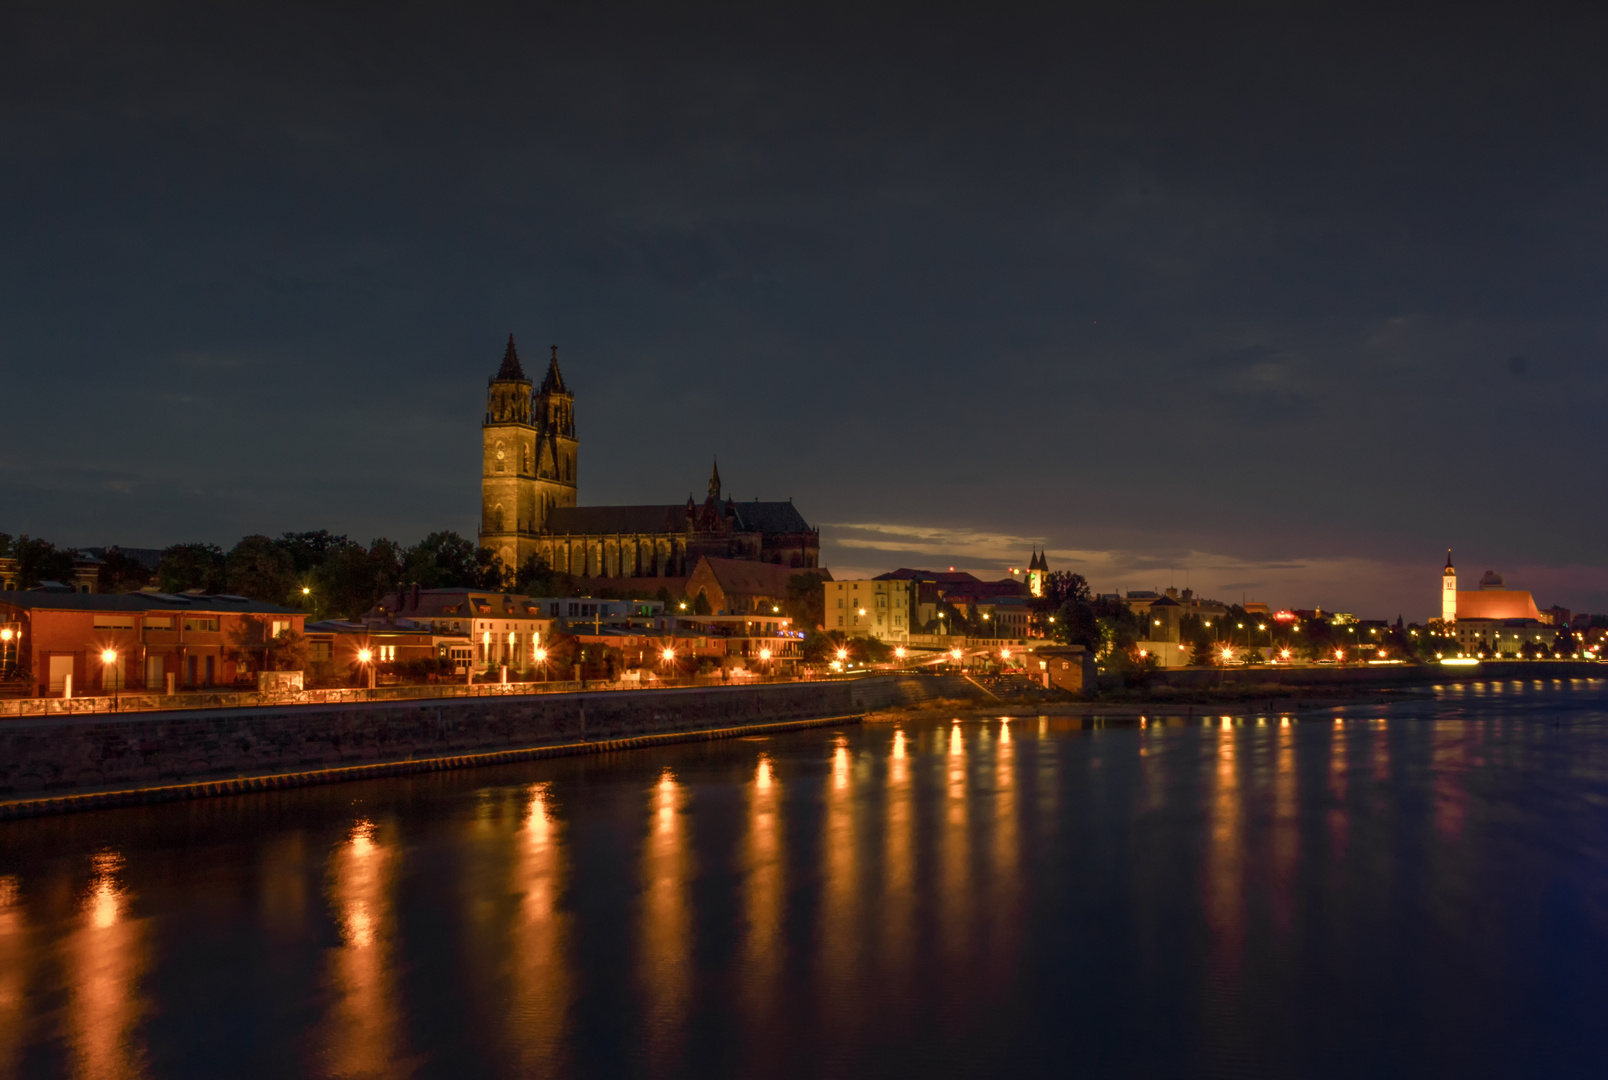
[
  {"x1": 1271, "y1": 720, "x2": 1298, "y2": 936},
  {"x1": 820, "y1": 737, "x2": 860, "y2": 1041},
  {"x1": 640, "y1": 768, "x2": 689, "y2": 1073},
  {"x1": 0, "y1": 877, "x2": 27, "y2": 1078},
  {"x1": 740, "y1": 754, "x2": 784, "y2": 1045},
  {"x1": 319, "y1": 819, "x2": 405, "y2": 1080},
  {"x1": 1203, "y1": 725, "x2": 1248, "y2": 1073},
  {"x1": 942, "y1": 722, "x2": 970, "y2": 971},
  {"x1": 508, "y1": 782, "x2": 570, "y2": 1075},
  {"x1": 67, "y1": 851, "x2": 147, "y2": 1080},
  {"x1": 883, "y1": 730, "x2": 914, "y2": 978}
]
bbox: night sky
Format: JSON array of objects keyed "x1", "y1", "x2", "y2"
[{"x1": 4, "y1": 3, "x2": 1606, "y2": 617}]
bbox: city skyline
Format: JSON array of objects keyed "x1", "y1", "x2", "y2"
[{"x1": 5, "y1": 5, "x2": 1606, "y2": 616}]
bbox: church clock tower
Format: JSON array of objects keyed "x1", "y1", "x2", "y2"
[
  {"x1": 1442, "y1": 549, "x2": 1457, "y2": 623},
  {"x1": 481, "y1": 335, "x2": 536, "y2": 574}
]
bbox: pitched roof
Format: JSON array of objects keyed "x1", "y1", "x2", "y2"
[
  {"x1": 691, "y1": 556, "x2": 798, "y2": 597},
  {"x1": 540, "y1": 345, "x2": 567, "y2": 394},
  {"x1": 495, "y1": 334, "x2": 528, "y2": 381},
  {"x1": 543, "y1": 500, "x2": 812, "y2": 537},
  {"x1": 0, "y1": 592, "x2": 300, "y2": 615}
]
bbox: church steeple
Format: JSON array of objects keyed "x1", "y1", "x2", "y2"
[
  {"x1": 540, "y1": 345, "x2": 567, "y2": 394},
  {"x1": 707, "y1": 458, "x2": 722, "y2": 502},
  {"x1": 496, "y1": 334, "x2": 526, "y2": 381}
]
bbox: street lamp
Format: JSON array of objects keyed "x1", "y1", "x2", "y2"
[
  {"x1": 101, "y1": 648, "x2": 119, "y2": 707},
  {"x1": 356, "y1": 647, "x2": 376, "y2": 689}
]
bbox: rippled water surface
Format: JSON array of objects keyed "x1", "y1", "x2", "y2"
[{"x1": 3, "y1": 679, "x2": 1608, "y2": 1078}]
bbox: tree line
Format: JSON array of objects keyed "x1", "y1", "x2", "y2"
[{"x1": 0, "y1": 530, "x2": 575, "y2": 620}]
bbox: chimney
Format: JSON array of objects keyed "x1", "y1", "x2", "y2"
[{"x1": 411, "y1": 582, "x2": 420, "y2": 610}]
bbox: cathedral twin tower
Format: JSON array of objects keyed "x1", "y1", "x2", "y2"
[
  {"x1": 480, "y1": 336, "x2": 577, "y2": 571},
  {"x1": 480, "y1": 334, "x2": 820, "y2": 582}
]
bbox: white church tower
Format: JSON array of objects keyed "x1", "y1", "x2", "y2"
[{"x1": 1442, "y1": 549, "x2": 1457, "y2": 623}]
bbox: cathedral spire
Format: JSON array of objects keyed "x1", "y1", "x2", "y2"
[
  {"x1": 495, "y1": 334, "x2": 526, "y2": 381},
  {"x1": 708, "y1": 458, "x2": 722, "y2": 502},
  {"x1": 540, "y1": 344, "x2": 568, "y2": 394}
]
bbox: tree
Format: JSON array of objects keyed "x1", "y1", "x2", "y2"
[
  {"x1": 226, "y1": 615, "x2": 308, "y2": 674},
  {"x1": 225, "y1": 535, "x2": 296, "y2": 603},
  {"x1": 1041, "y1": 570, "x2": 1092, "y2": 611},
  {"x1": 10, "y1": 536, "x2": 77, "y2": 588},
  {"x1": 514, "y1": 553, "x2": 560, "y2": 595},
  {"x1": 692, "y1": 590, "x2": 713, "y2": 615},
  {"x1": 278, "y1": 531, "x2": 349, "y2": 574},
  {"x1": 98, "y1": 547, "x2": 153, "y2": 592},
  {"x1": 159, "y1": 543, "x2": 226, "y2": 593},
  {"x1": 312, "y1": 539, "x2": 403, "y2": 620},
  {"x1": 401, "y1": 531, "x2": 482, "y2": 588},
  {"x1": 785, "y1": 572, "x2": 828, "y2": 630}
]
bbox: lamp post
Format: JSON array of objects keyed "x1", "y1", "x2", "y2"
[
  {"x1": 357, "y1": 647, "x2": 375, "y2": 690},
  {"x1": 101, "y1": 648, "x2": 119, "y2": 709},
  {"x1": 759, "y1": 646, "x2": 771, "y2": 678},
  {"x1": 534, "y1": 646, "x2": 548, "y2": 683}
]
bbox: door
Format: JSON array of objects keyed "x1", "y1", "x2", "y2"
[
  {"x1": 49, "y1": 655, "x2": 74, "y2": 694},
  {"x1": 146, "y1": 655, "x2": 164, "y2": 690}
]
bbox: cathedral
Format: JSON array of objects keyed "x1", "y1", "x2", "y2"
[{"x1": 479, "y1": 336, "x2": 819, "y2": 581}]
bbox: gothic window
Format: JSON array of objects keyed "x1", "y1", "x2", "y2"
[
  {"x1": 495, "y1": 441, "x2": 506, "y2": 473},
  {"x1": 494, "y1": 503, "x2": 506, "y2": 532}
]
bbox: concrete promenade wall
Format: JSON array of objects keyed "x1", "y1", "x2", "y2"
[{"x1": 0, "y1": 674, "x2": 978, "y2": 812}]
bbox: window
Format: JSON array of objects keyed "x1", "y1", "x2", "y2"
[
  {"x1": 92, "y1": 616, "x2": 136, "y2": 630},
  {"x1": 310, "y1": 641, "x2": 333, "y2": 662},
  {"x1": 271, "y1": 620, "x2": 290, "y2": 638},
  {"x1": 379, "y1": 645, "x2": 396, "y2": 662},
  {"x1": 836, "y1": 598, "x2": 843, "y2": 608},
  {"x1": 145, "y1": 616, "x2": 173, "y2": 630},
  {"x1": 837, "y1": 616, "x2": 844, "y2": 627},
  {"x1": 183, "y1": 618, "x2": 218, "y2": 632}
]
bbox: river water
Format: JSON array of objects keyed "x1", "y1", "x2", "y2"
[{"x1": 1, "y1": 679, "x2": 1606, "y2": 1078}]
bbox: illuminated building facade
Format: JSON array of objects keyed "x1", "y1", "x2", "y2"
[
  {"x1": 827, "y1": 579, "x2": 911, "y2": 643},
  {"x1": 1442, "y1": 550, "x2": 1457, "y2": 622},
  {"x1": 478, "y1": 337, "x2": 818, "y2": 578}
]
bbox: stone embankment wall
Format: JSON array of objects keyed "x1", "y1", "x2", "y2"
[
  {"x1": 0, "y1": 674, "x2": 977, "y2": 805},
  {"x1": 1154, "y1": 660, "x2": 1603, "y2": 689}
]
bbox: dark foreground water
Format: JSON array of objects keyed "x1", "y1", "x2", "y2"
[{"x1": 3, "y1": 680, "x2": 1608, "y2": 1079}]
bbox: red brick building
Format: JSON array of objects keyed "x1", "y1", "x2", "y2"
[{"x1": 0, "y1": 591, "x2": 305, "y2": 697}]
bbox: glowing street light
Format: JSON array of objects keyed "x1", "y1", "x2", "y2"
[
  {"x1": 836, "y1": 647, "x2": 848, "y2": 661},
  {"x1": 101, "y1": 648, "x2": 120, "y2": 706},
  {"x1": 661, "y1": 647, "x2": 676, "y2": 662},
  {"x1": 894, "y1": 646, "x2": 906, "y2": 660},
  {"x1": 1220, "y1": 646, "x2": 1234, "y2": 663},
  {"x1": 357, "y1": 647, "x2": 376, "y2": 690}
]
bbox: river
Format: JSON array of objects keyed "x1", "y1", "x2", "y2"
[{"x1": 1, "y1": 678, "x2": 1606, "y2": 1078}]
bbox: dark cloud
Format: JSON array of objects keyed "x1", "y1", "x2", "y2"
[{"x1": 3, "y1": 1, "x2": 1607, "y2": 612}]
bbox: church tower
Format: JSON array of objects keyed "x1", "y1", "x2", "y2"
[
  {"x1": 532, "y1": 345, "x2": 578, "y2": 531},
  {"x1": 481, "y1": 335, "x2": 537, "y2": 573},
  {"x1": 1026, "y1": 549, "x2": 1047, "y2": 598},
  {"x1": 1442, "y1": 549, "x2": 1457, "y2": 623}
]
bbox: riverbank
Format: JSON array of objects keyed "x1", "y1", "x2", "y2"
[{"x1": 0, "y1": 673, "x2": 981, "y2": 818}]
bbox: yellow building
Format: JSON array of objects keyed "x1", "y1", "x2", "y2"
[{"x1": 825, "y1": 579, "x2": 911, "y2": 643}]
